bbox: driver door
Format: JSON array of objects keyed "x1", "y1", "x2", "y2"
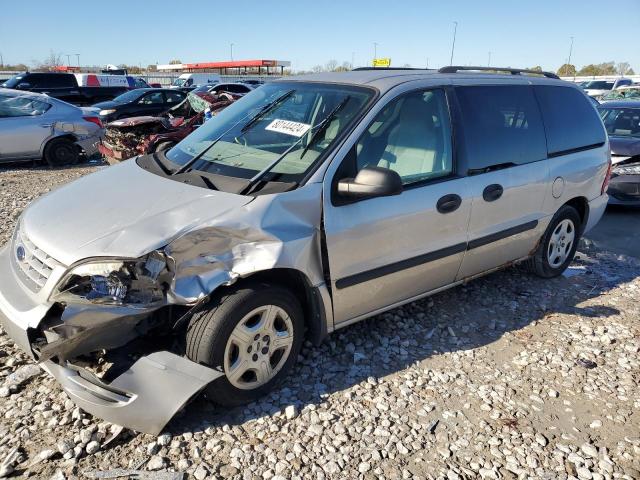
[{"x1": 322, "y1": 86, "x2": 472, "y2": 325}]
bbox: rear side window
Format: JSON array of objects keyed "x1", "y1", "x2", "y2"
[
  {"x1": 32, "y1": 74, "x2": 75, "y2": 88},
  {"x1": 456, "y1": 85, "x2": 547, "y2": 173},
  {"x1": 534, "y1": 86, "x2": 606, "y2": 156}
]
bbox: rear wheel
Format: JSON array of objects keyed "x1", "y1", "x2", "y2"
[
  {"x1": 527, "y1": 205, "x2": 581, "y2": 278},
  {"x1": 44, "y1": 138, "x2": 79, "y2": 167},
  {"x1": 185, "y1": 283, "x2": 304, "y2": 406}
]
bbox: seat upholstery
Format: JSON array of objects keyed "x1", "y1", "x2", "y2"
[{"x1": 377, "y1": 96, "x2": 437, "y2": 179}]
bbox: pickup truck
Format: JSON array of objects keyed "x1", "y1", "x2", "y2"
[{"x1": 1, "y1": 72, "x2": 144, "y2": 106}]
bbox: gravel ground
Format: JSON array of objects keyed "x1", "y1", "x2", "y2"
[{"x1": 0, "y1": 163, "x2": 638, "y2": 480}]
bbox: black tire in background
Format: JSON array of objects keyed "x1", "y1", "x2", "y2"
[
  {"x1": 44, "y1": 137, "x2": 80, "y2": 167},
  {"x1": 185, "y1": 283, "x2": 304, "y2": 407},
  {"x1": 527, "y1": 205, "x2": 582, "y2": 278}
]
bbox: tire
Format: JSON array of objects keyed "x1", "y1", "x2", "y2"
[
  {"x1": 154, "y1": 141, "x2": 176, "y2": 153},
  {"x1": 527, "y1": 205, "x2": 581, "y2": 278},
  {"x1": 186, "y1": 283, "x2": 304, "y2": 407},
  {"x1": 44, "y1": 138, "x2": 79, "y2": 167}
]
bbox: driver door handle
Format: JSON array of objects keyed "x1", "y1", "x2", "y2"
[
  {"x1": 482, "y1": 184, "x2": 504, "y2": 202},
  {"x1": 436, "y1": 194, "x2": 462, "y2": 214}
]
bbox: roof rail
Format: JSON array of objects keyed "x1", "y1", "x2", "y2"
[
  {"x1": 352, "y1": 67, "x2": 430, "y2": 71},
  {"x1": 438, "y1": 66, "x2": 560, "y2": 80}
]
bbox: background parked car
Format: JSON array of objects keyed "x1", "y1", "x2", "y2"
[
  {"x1": 598, "y1": 101, "x2": 640, "y2": 206},
  {"x1": 170, "y1": 73, "x2": 222, "y2": 91},
  {"x1": 92, "y1": 88, "x2": 187, "y2": 122},
  {"x1": 0, "y1": 89, "x2": 103, "y2": 166},
  {"x1": 582, "y1": 78, "x2": 633, "y2": 97},
  {"x1": 0, "y1": 72, "x2": 139, "y2": 105},
  {"x1": 598, "y1": 85, "x2": 640, "y2": 103}
]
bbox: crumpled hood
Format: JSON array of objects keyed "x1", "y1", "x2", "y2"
[
  {"x1": 609, "y1": 136, "x2": 640, "y2": 157},
  {"x1": 21, "y1": 160, "x2": 252, "y2": 266}
]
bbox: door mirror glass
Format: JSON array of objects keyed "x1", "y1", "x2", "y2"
[{"x1": 337, "y1": 166, "x2": 402, "y2": 199}]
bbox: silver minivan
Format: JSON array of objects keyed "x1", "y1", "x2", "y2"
[{"x1": 0, "y1": 67, "x2": 611, "y2": 434}]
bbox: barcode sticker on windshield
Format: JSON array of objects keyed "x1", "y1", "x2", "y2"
[{"x1": 265, "y1": 119, "x2": 311, "y2": 137}]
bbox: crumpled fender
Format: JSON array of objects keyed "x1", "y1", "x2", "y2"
[{"x1": 165, "y1": 183, "x2": 325, "y2": 304}]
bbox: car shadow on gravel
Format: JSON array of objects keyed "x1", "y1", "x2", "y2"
[{"x1": 162, "y1": 248, "x2": 635, "y2": 437}]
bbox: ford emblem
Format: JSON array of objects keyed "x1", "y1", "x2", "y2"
[{"x1": 16, "y1": 245, "x2": 26, "y2": 262}]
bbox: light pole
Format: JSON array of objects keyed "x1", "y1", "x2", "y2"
[
  {"x1": 426, "y1": 57, "x2": 429, "y2": 69},
  {"x1": 351, "y1": 51, "x2": 355, "y2": 69},
  {"x1": 75, "y1": 54, "x2": 80, "y2": 68},
  {"x1": 65, "y1": 54, "x2": 71, "y2": 66},
  {"x1": 230, "y1": 43, "x2": 234, "y2": 61},
  {"x1": 567, "y1": 36, "x2": 574, "y2": 66},
  {"x1": 449, "y1": 21, "x2": 458, "y2": 65},
  {"x1": 373, "y1": 42, "x2": 379, "y2": 63},
  {"x1": 488, "y1": 51, "x2": 491, "y2": 67}
]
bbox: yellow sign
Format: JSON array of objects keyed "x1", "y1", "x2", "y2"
[{"x1": 372, "y1": 58, "x2": 391, "y2": 68}]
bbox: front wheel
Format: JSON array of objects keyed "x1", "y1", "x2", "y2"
[
  {"x1": 185, "y1": 283, "x2": 304, "y2": 406},
  {"x1": 527, "y1": 205, "x2": 581, "y2": 278}
]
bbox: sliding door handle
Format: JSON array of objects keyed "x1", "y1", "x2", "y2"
[
  {"x1": 482, "y1": 184, "x2": 504, "y2": 202},
  {"x1": 436, "y1": 194, "x2": 462, "y2": 214}
]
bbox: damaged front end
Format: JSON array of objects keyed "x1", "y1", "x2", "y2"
[
  {"x1": 608, "y1": 155, "x2": 640, "y2": 205},
  {"x1": 0, "y1": 243, "x2": 223, "y2": 435}
]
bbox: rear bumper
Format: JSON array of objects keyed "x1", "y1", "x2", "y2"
[{"x1": 584, "y1": 194, "x2": 608, "y2": 234}]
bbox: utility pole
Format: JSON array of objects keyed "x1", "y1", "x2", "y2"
[
  {"x1": 488, "y1": 51, "x2": 491, "y2": 67},
  {"x1": 373, "y1": 42, "x2": 379, "y2": 63},
  {"x1": 567, "y1": 36, "x2": 574, "y2": 66},
  {"x1": 449, "y1": 21, "x2": 458, "y2": 65},
  {"x1": 230, "y1": 43, "x2": 234, "y2": 61},
  {"x1": 75, "y1": 54, "x2": 80, "y2": 68},
  {"x1": 0, "y1": 52, "x2": 3, "y2": 68},
  {"x1": 66, "y1": 54, "x2": 71, "y2": 66}
]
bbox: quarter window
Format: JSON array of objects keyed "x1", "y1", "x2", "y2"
[
  {"x1": 456, "y1": 85, "x2": 547, "y2": 173},
  {"x1": 0, "y1": 94, "x2": 51, "y2": 117},
  {"x1": 534, "y1": 86, "x2": 606, "y2": 155},
  {"x1": 354, "y1": 89, "x2": 453, "y2": 185}
]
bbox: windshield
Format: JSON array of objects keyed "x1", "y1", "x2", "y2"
[
  {"x1": 166, "y1": 82, "x2": 374, "y2": 183},
  {"x1": 602, "y1": 88, "x2": 640, "y2": 101},
  {"x1": 599, "y1": 107, "x2": 640, "y2": 137},
  {"x1": 1, "y1": 74, "x2": 25, "y2": 88},
  {"x1": 171, "y1": 77, "x2": 187, "y2": 87},
  {"x1": 584, "y1": 81, "x2": 614, "y2": 90},
  {"x1": 112, "y1": 90, "x2": 145, "y2": 103}
]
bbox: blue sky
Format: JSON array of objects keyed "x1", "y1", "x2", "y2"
[{"x1": 1, "y1": 0, "x2": 638, "y2": 72}]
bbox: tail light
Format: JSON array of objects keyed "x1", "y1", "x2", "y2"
[
  {"x1": 601, "y1": 157, "x2": 612, "y2": 195},
  {"x1": 83, "y1": 116, "x2": 103, "y2": 128}
]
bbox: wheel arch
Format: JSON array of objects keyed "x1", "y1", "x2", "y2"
[
  {"x1": 237, "y1": 268, "x2": 330, "y2": 346},
  {"x1": 41, "y1": 133, "x2": 79, "y2": 157},
  {"x1": 563, "y1": 196, "x2": 589, "y2": 233}
]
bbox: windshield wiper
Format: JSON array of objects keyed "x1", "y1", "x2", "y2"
[
  {"x1": 299, "y1": 96, "x2": 350, "y2": 159},
  {"x1": 240, "y1": 96, "x2": 351, "y2": 195},
  {"x1": 240, "y1": 90, "x2": 295, "y2": 133}
]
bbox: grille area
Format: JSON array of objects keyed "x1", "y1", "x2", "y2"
[{"x1": 12, "y1": 227, "x2": 60, "y2": 292}]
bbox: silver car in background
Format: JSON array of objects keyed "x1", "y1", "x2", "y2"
[
  {"x1": 0, "y1": 89, "x2": 103, "y2": 166},
  {"x1": 0, "y1": 67, "x2": 611, "y2": 434}
]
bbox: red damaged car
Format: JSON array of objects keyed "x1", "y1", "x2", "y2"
[{"x1": 98, "y1": 91, "x2": 238, "y2": 163}]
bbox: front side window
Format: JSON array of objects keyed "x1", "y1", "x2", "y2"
[
  {"x1": 166, "y1": 82, "x2": 374, "y2": 184},
  {"x1": 165, "y1": 91, "x2": 184, "y2": 104},
  {"x1": 599, "y1": 108, "x2": 640, "y2": 138},
  {"x1": 0, "y1": 94, "x2": 51, "y2": 117},
  {"x1": 456, "y1": 85, "x2": 547, "y2": 172},
  {"x1": 584, "y1": 81, "x2": 614, "y2": 90},
  {"x1": 353, "y1": 89, "x2": 453, "y2": 185}
]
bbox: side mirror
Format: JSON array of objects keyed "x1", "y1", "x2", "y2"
[
  {"x1": 17, "y1": 82, "x2": 31, "y2": 89},
  {"x1": 337, "y1": 166, "x2": 403, "y2": 200}
]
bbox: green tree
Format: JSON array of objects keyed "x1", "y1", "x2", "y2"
[
  {"x1": 557, "y1": 64, "x2": 576, "y2": 76},
  {"x1": 169, "y1": 59, "x2": 182, "y2": 65},
  {"x1": 528, "y1": 66, "x2": 543, "y2": 72}
]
